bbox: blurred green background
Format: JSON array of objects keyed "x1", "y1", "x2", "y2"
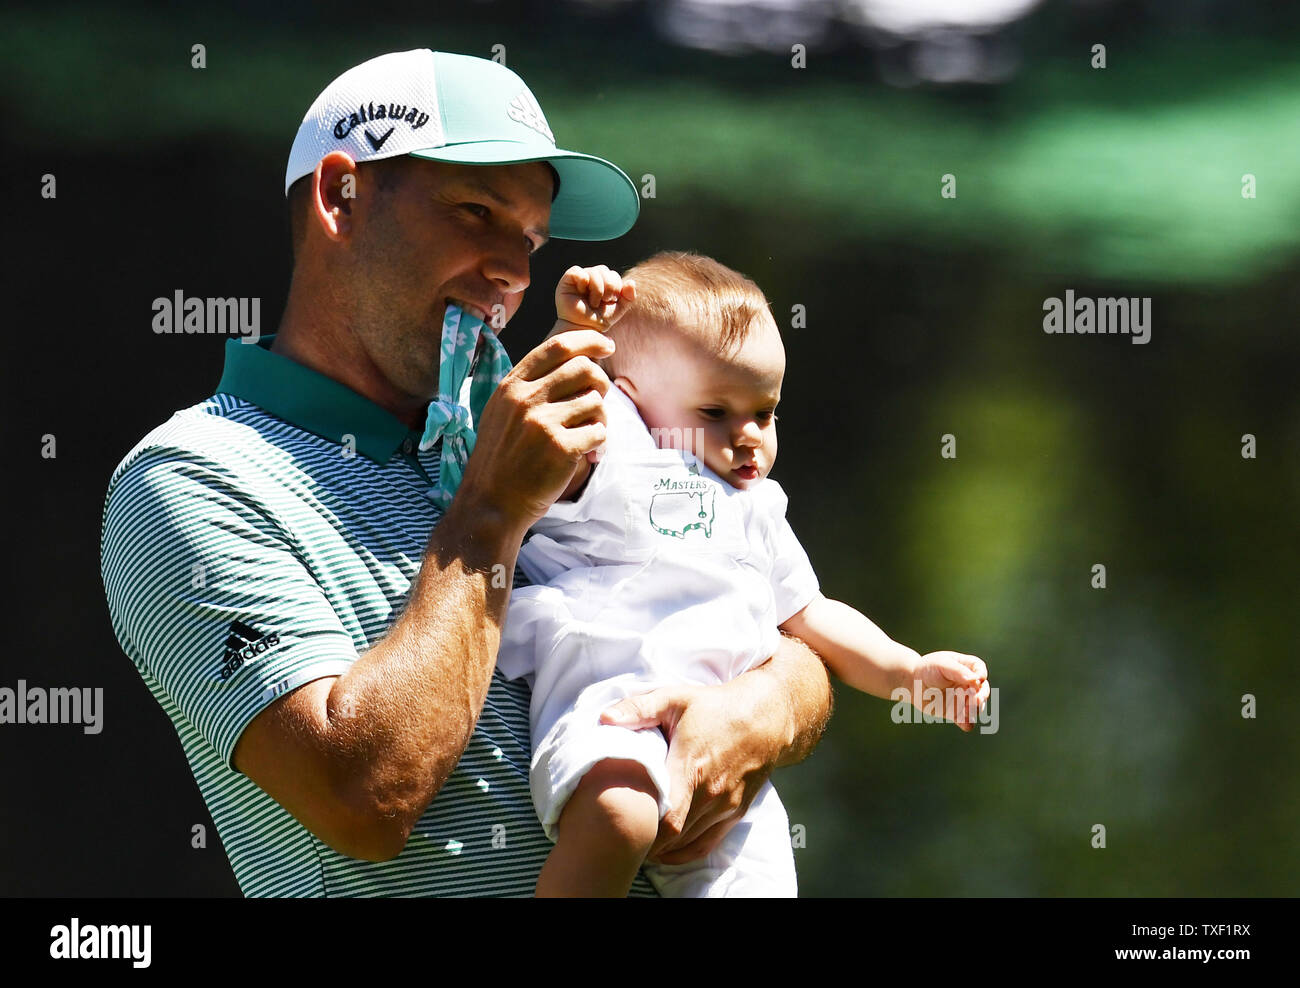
[{"x1": 3, "y1": 0, "x2": 1296, "y2": 895}]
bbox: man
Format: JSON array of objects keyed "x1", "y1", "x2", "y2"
[{"x1": 100, "y1": 49, "x2": 831, "y2": 897}]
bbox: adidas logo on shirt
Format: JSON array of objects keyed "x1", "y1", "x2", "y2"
[{"x1": 219, "y1": 620, "x2": 280, "y2": 681}]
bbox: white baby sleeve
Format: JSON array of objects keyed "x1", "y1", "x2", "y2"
[
  {"x1": 752, "y1": 479, "x2": 821, "y2": 624},
  {"x1": 516, "y1": 387, "x2": 649, "y2": 585}
]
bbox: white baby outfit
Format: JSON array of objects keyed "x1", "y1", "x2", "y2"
[{"x1": 496, "y1": 385, "x2": 819, "y2": 897}]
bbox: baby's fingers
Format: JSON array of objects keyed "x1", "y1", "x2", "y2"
[
  {"x1": 577, "y1": 265, "x2": 618, "y2": 313},
  {"x1": 935, "y1": 655, "x2": 981, "y2": 685},
  {"x1": 588, "y1": 268, "x2": 633, "y2": 323},
  {"x1": 953, "y1": 696, "x2": 972, "y2": 732},
  {"x1": 596, "y1": 279, "x2": 637, "y2": 327},
  {"x1": 585, "y1": 267, "x2": 609, "y2": 311},
  {"x1": 557, "y1": 266, "x2": 637, "y2": 328},
  {"x1": 559, "y1": 264, "x2": 591, "y2": 295},
  {"x1": 961, "y1": 654, "x2": 989, "y2": 681},
  {"x1": 598, "y1": 276, "x2": 636, "y2": 322},
  {"x1": 954, "y1": 684, "x2": 986, "y2": 731}
]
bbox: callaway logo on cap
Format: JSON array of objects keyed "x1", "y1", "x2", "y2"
[{"x1": 284, "y1": 49, "x2": 639, "y2": 241}]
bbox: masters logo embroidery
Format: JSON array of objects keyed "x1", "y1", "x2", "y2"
[{"x1": 649, "y1": 476, "x2": 716, "y2": 539}]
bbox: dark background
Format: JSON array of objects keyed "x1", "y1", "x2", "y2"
[{"x1": 3, "y1": 0, "x2": 1297, "y2": 896}]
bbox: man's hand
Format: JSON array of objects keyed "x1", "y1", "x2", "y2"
[
  {"x1": 599, "y1": 634, "x2": 832, "y2": 865},
  {"x1": 454, "y1": 266, "x2": 637, "y2": 528},
  {"x1": 455, "y1": 328, "x2": 616, "y2": 532}
]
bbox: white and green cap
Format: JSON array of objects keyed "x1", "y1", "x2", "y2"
[{"x1": 284, "y1": 49, "x2": 639, "y2": 241}]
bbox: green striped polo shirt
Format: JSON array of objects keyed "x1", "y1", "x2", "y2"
[{"x1": 100, "y1": 336, "x2": 655, "y2": 897}]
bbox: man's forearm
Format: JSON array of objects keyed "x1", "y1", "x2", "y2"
[
  {"x1": 318, "y1": 491, "x2": 527, "y2": 850},
  {"x1": 747, "y1": 632, "x2": 834, "y2": 770}
]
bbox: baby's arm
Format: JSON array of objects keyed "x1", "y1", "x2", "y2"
[
  {"x1": 549, "y1": 265, "x2": 637, "y2": 502},
  {"x1": 781, "y1": 595, "x2": 917, "y2": 698},
  {"x1": 781, "y1": 595, "x2": 989, "y2": 731}
]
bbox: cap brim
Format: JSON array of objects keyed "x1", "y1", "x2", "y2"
[{"x1": 408, "y1": 140, "x2": 639, "y2": 241}]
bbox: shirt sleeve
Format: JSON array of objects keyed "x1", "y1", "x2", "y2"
[
  {"x1": 517, "y1": 387, "x2": 643, "y2": 582},
  {"x1": 516, "y1": 457, "x2": 620, "y2": 583},
  {"x1": 753, "y1": 479, "x2": 821, "y2": 624},
  {"x1": 101, "y1": 447, "x2": 357, "y2": 769}
]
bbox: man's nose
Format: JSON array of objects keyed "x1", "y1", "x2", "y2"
[{"x1": 482, "y1": 236, "x2": 532, "y2": 296}]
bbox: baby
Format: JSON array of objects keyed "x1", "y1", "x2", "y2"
[{"x1": 496, "y1": 252, "x2": 990, "y2": 897}]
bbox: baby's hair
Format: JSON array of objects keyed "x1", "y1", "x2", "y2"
[{"x1": 603, "y1": 251, "x2": 777, "y2": 380}]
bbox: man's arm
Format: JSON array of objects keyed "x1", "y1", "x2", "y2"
[
  {"x1": 756, "y1": 632, "x2": 834, "y2": 769},
  {"x1": 231, "y1": 497, "x2": 522, "y2": 861},
  {"x1": 233, "y1": 330, "x2": 616, "y2": 861},
  {"x1": 601, "y1": 631, "x2": 832, "y2": 864}
]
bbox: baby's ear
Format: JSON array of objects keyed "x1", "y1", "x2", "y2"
[{"x1": 612, "y1": 376, "x2": 638, "y2": 401}]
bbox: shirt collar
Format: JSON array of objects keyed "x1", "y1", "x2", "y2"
[{"x1": 215, "y1": 335, "x2": 423, "y2": 463}]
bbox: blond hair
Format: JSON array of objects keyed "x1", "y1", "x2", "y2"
[{"x1": 603, "y1": 251, "x2": 777, "y2": 380}]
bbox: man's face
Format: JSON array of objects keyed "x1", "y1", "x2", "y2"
[
  {"x1": 347, "y1": 158, "x2": 553, "y2": 401},
  {"x1": 627, "y1": 321, "x2": 785, "y2": 491}
]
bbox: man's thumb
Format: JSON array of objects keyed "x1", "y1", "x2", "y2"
[{"x1": 600, "y1": 689, "x2": 677, "y2": 730}]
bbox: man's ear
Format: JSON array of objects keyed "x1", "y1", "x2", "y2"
[{"x1": 311, "y1": 151, "x2": 359, "y2": 243}]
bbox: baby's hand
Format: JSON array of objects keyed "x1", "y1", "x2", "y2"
[
  {"x1": 903, "y1": 651, "x2": 990, "y2": 733},
  {"x1": 553, "y1": 265, "x2": 636, "y2": 333}
]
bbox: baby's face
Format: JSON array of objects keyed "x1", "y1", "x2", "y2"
[{"x1": 620, "y1": 322, "x2": 785, "y2": 491}]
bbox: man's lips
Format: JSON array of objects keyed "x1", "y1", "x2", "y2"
[{"x1": 447, "y1": 298, "x2": 496, "y2": 325}]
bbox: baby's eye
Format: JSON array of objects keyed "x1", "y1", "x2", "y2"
[
  {"x1": 462, "y1": 202, "x2": 490, "y2": 219},
  {"x1": 756, "y1": 409, "x2": 776, "y2": 423},
  {"x1": 699, "y1": 408, "x2": 726, "y2": 420}
]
